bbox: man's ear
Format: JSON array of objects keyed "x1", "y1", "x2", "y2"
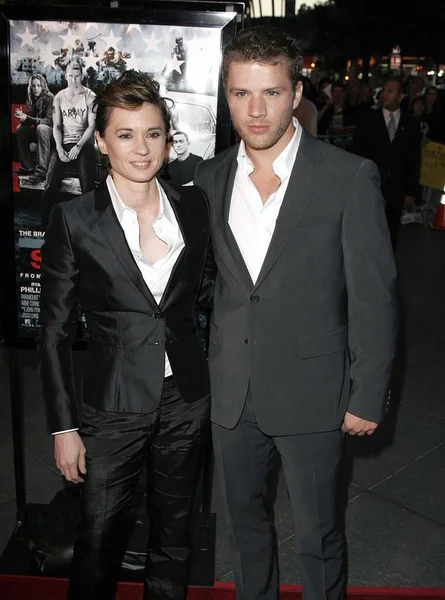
[{"x1": 293, "y1": 81, "x2": 303, "y2": 110}]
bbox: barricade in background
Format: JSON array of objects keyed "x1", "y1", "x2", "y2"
[{"x1": 430, "y1": 193, "x2": 445, "y2": 231}]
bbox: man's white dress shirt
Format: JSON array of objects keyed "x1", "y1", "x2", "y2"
[
  {"x1": 228, "y1": 117, "x2": 302, "y2": 284},
  {"x1": 382, "y1": 107, "x2": 401, "y2": 131}
]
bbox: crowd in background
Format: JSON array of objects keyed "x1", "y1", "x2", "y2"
[{"x1": 298, "y1": 74, "x2": 445, "y2": 248}]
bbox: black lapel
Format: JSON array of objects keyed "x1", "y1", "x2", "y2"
[
  {"x1": 253, "y1": 130, "x2": 323, "y2": 291},
  {"x1": 213, "y1": 147, "x2": 254, "y2": 291},
  {"x1": 377, "y1": 109, "x2": 392, "y2": 146},
  {"x1": 394, "y1": 110, "x2": 407, "y2": 142},
  {"x1": 94, "y1": 182, "x2": 158, "y2": 308},
  {"x1": 157, "y1": 179, "x2": 191, "y2": 312}
]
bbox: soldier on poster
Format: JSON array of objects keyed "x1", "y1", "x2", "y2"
[{"x1": 40, "y1": 58, "x2": 97, "y2": 226}]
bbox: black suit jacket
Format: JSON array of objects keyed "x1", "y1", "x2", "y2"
[
  {"x1": 195, "y1": 132, "x2": 398, "y2": 435},
  {"x1": 39, "y1": 179, "x2": 212, "y2": 433},
  {"x1": 352, "y1": 108, "x2": 421, "y2": 210}
]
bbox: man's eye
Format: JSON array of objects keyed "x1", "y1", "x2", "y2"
[
  {"x1": 148, "y1": 132, "x2": 161, "y2": 139},
  {"x1": 235, "y1": 91, "x2": 247, "y2": 98},
  {"x1": 118, "y1": 133, "x2": 131, "y2": 139},
  {"x1": 267, "y1": 90, "x2": 279, "y2": 96}
]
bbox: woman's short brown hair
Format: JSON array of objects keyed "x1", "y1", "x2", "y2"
[{"x1": 93, "y1": 70, "x2": 171, "y2": 138}]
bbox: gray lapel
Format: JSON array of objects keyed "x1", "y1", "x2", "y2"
[
  {"x1": 214, "y1": 147, "x2": 254, "y2": 290},
  {"x1": 253, "y1": 131, "x2": 323, "y2": 291}
]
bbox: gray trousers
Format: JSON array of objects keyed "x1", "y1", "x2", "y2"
[
  {"x1": 16, "y1": 123, "x2": 53, "y2": 177},
  {"x1": 212, "y1": 391, "x2": 346, "y2": 600}
]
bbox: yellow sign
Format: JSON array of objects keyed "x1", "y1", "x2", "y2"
[{"x1": 419, "y1": 141, "x2": 445, "y2": 191}]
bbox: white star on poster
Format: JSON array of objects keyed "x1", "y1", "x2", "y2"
[
  {"x1": 17, "y1": 26, "x2": 38, "y2": 49},
  {"x1": 167, "y1": 54, "x2": 185, "y2": 76},
  {"x1": 187, "y1": 34, "x2": 204, "y2": 54},
  {"x1": 123, "y1": 53, "x2": 141, "y2": 71},
  {"x1": 168, "y1": 26, "x2": 182, "y2": 34},
  {"x1": 83, "y1": 53, "x2": 100, "y2": 71},
  {"x1": 85, "y1": 23, "x2": 99, "y2": 31},
  {"x1": 59, "y1": 28, "x2": 79, "y2": 49},
  {"x1": 39, "y1": 44, "x2": 57, "y2": 69},
  {"x1": 143, "y1": 32, "x2": 161, "y2": 53},
  {"x1": 101, "y1": 29, "x2": 122, "y2": 50},
  {"x1": 127, "y1": 24, "x2": 141, "y2": 33}
]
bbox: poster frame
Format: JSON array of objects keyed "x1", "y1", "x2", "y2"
[{"x1": 0, "y1": 2, "x2": 243, "y2": 348}]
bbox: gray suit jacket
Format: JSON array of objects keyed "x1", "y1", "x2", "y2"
[{"x1": 195, "y1": 131, "x2": 398, "y2": 436}]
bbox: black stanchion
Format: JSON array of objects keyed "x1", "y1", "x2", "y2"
[{"x1": 7, "y1": 344, "x2": 27, "y2": 527}]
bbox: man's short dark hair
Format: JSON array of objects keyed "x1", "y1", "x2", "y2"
[
  {"x1": 172, "y1": 131, "x2": 190, "y2": 143},
  {"x1": 384, "y1": 77, "x2": 403, "y2": 94},
  {"x1": 66, "y1": 58, "x2": 84, "y2": 74},
  {"x1": 222, "y1": 26, "x2": 302, "y2": 91},
  {"x1": 94, "y1": 70, "x2": 171, "y2": 138}
]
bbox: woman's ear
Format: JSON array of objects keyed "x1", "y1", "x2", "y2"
[{"x1": 95, "y1": 131, "x2": 107, "y2": 155}]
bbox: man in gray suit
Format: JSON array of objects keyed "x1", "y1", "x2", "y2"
[{"x1": 194, "y1": 27, "x2": 398, "y2": 600}]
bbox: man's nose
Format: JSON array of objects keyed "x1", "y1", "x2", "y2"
[{"x1": 248, "y1": 95, "x2": 266, "y2": 117}]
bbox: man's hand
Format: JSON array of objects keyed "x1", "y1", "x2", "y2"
[
  {"x1": 404, "y1": 195, "x2": 416, "y2": 207},
  {"x1": 54, "y1": 431, "x2": 86, "y2": 483},
  {"x1": 341, "y1": 411, "x2": 378, "y2": 436},
  {"x1": 67, "y1": 145, "x2": 81, "y2": 161},
  {"x1": 56, "y1": 145, "x2": 70, "y2": 162}
]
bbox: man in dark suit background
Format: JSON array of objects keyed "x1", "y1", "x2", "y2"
[
  {"x1": 352, "y1": 77, "x2": 422, "y2": 248},
  {"x1": 39, "y1": 71, "x2": 213, "y2": 600},
  {"x1": 194, "y1": 26, "x2": 398, "y2": 600},
  {"x1": 166, "y1": 131, "x2": 203, "y2": 185}
]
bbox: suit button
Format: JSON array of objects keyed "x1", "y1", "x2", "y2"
[
  {"x1": 244, "y1": 338, "x2": 249, "y2": 345},
  {"x1": 250, "y1": 295, "x2": 260, "y2": 303},
  {"x1": 154, "y1": 312, "x2": 162, "y2": 319}
]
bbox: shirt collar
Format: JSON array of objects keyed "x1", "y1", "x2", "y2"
[
  {"x1": 382, "y1": 107, "x2": 401, "y2": 121},
  {"x1": 236, "y1": 117, "x2": 302, "y2": 183},
  {"x1": 107, "y1": 174, "x2": 169, "y2": 224}
]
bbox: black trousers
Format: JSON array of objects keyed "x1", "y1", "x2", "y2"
[
  {"x1": 68, "y1": 377, "x2": 210, "y2": 600},
  {"x1": 212, "y1": 390, "x2": 346, "y2": 600}
]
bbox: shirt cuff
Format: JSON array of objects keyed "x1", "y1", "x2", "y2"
[{"x1": 52, "y1": 428, "x2": 79, "y2": 435}]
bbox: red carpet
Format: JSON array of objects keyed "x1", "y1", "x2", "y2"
[{"x1": 1, "y1": 577, "x2": 445, "y2": 600}]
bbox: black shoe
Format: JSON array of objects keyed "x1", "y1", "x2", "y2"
[
  {"x1": 30, "y1": 171, "x2": 46, "y2": 183},
  {"x1": 29, "y1": 173, "x2": 46, "y2": 183}
]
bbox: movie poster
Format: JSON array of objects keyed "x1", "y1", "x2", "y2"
[{"x1": 9, "y1": 18, "x2": 222, "y2": 337}]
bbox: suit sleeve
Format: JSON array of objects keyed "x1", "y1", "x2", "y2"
[
  {"x1": 195, "y1": 185, "x2": 215, "y2": 308},
  {"x1": 39, "y1": 203, "x2": 80, "y2": 433},
  {"x1": 342, "y1": 159, "x2": 398, "y2": 422}
]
